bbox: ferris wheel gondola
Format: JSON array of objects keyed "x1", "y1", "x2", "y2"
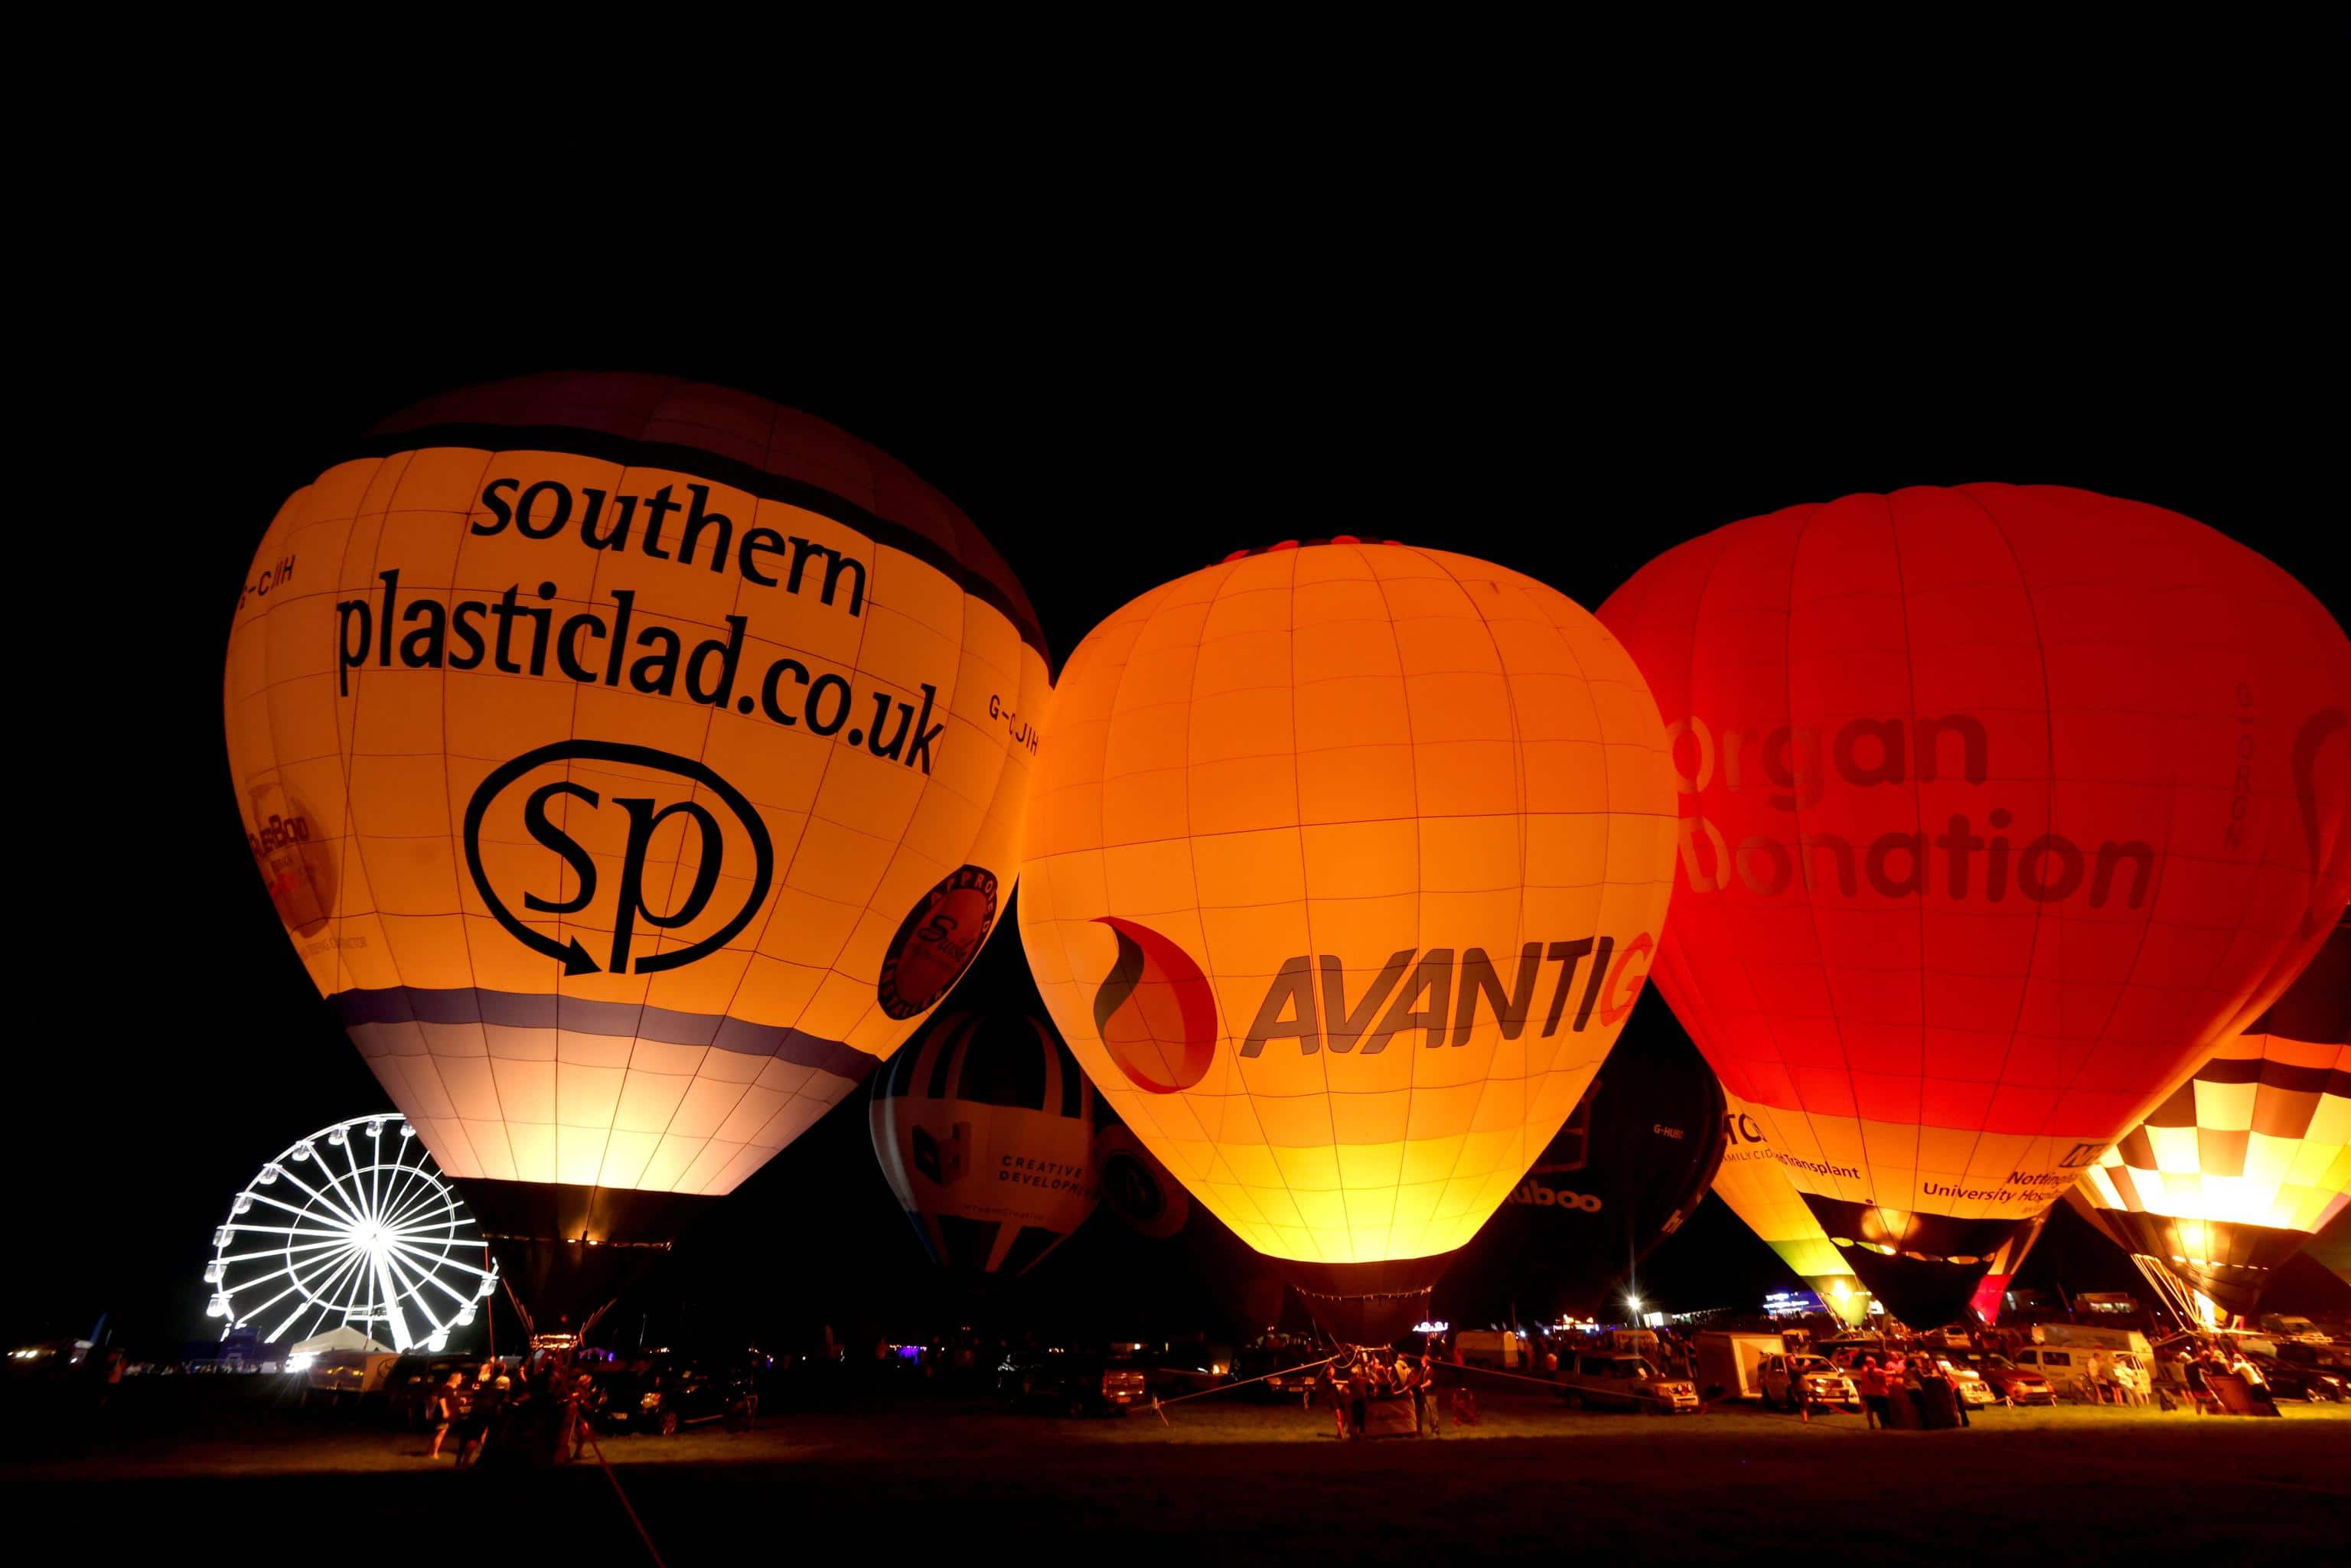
[{"x1": 205, "y1": 1114, "x2": 497, "y2": 1353}]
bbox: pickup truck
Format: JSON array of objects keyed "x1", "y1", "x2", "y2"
[
  {"x1": 1759, "y1": 1353, "x2": 1860, "y2": 1413},
  {"x1": 1557, "y1": 1352, "x2": 1701, "y2": 1414}
]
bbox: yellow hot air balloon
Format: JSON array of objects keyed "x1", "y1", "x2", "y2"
[
  {"x1": 2070, "y1": 916, "x2": 2350, "y2": 1320},
  {"x1": 1710, "y1": 1089, "x2": 1872, "y2": 1327},
  {"x1": 223, "y1": 374, "x2": 1051, "y2": 1323},
  {"x1": 1019, "y1": 540, "x2": 1676, "y2": 1338}
]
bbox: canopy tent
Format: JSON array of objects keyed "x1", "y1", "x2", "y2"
[{"x1": 290, "y1": 1325, "x2": 394, "y2": 1356}]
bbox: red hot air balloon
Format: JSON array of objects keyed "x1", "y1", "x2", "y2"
[{"x1": 1599, "y1": 485, "x2": 2351, "y2": 1325}]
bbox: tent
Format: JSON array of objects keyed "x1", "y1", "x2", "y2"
[{"x1": 291, "y1": 1325, "x2": 393, "y2": 1356}]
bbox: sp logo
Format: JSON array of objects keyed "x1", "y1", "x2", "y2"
[{"x1": 462, "y1": 740, "x2": 774, "y2": 977}]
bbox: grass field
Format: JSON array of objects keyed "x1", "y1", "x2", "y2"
[{"x1": 8, "y1": 1384, "x2": 2345, "y2": 1564}]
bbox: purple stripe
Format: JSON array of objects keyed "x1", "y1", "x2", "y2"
[{"x1": 331, "y1": 986, "x2": 876, "y2": 1082}]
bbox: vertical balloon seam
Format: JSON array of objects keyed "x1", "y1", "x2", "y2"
[
  {"x1": 1258, "y1": 546, "x2": 1347, "y2": 1263},
  {"x1": 1937, "y1": 487, "x2": 2065, "y2": 1233},
  {"x1": 1968, "y1": 489, "x2": 2180, "y2": 1190},
  {"x1": 1433, "y1": 541, "x2": 1585, "y2": 1264},
  {"x1": 1776, "y1": 502, "x2": 1877, "y2": 1224},
  {"x1": 1659, "y1": 523, "x2": 1749, "y2": 1130},
  {"x1": 436, "y1": 451, "x2": 502, "y2": 1185},
  {"x1": 1883, "y1": 492, "x2": 1934, "y2": 1202},
  {"x1": 691, "y1": 468, "x2": 884, "y2": 1171}
]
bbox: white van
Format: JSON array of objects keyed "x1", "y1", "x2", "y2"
[{"x1": 2014, "y1": 1343, "x2": 2148, "y2": 1397}]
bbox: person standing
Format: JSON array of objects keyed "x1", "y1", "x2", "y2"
[
  {"x1": 426, "y1": 1372, "x2": 462, "y2": 1460},
  {"x1": 1856, "y1": 1356, "x2": 1888, "y2": 1429}
]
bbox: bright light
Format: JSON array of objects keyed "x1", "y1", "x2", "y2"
[
  {"x1": 1412, "y1": 1321, "x2": 1451, "y2": 1335},
  {"x1": 1625, "y1": 1297, "x2": 1642, "y2": 1313}
]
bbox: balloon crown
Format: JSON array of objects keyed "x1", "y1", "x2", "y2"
[{"x1": 1218, "y1": 536, "x2": 1403, "y2": 563}]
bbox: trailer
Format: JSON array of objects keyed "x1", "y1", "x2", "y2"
[{"x1": 1695, "y1": 1331, "x2": 1795, "y2": 1402}]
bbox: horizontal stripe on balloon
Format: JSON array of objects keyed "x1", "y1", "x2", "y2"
[{"x1": 329, "y1": 985, "x2": 878, "y2": 1081}]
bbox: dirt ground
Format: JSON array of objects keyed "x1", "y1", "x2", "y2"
[{"x1": 8, "y1": 1386, "x2": 2346, "y2": 1564}]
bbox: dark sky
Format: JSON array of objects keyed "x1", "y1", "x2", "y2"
[{"x1": 12, "y1": 264, "x2": 2342, "y2": 1354}]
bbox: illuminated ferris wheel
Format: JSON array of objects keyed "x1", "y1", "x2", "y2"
[{"x1": 204, "y1": 1115, "x2": 497, "y2": 1352}]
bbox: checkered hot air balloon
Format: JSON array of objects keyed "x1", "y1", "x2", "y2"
[{"x1": 2069, "y1": 917, "x2": 2350, "y2": 1319}]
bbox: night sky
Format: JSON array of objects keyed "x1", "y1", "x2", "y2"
[{"x1": 16, "y1": 288, "x2": 2343, "y2": 1356}]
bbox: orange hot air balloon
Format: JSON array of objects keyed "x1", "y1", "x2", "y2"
[
  {"x1": 2068, "y1": 915, "x2": 2350, "y2": 1319},
  {"x1": 869, "y1": 1011, "x2": 1101, "y2": 1276},
  {"x1": 1019, "y1": 540, "x2": 1677, "y2": 1341},
  {"x1": 223, "y1": 374, "x2": 1052, "y2": 1326},
  {"x1": 1599, "y1": 485, "x2": 2351, "y2": 1326}
]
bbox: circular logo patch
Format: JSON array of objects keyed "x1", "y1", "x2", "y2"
[{"x1": 876, "y1": 865, "x2": 999, "y2": 1020}]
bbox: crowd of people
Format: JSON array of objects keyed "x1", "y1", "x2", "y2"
[
  {"x1": 1314, "y1": 1347, "x2": 1478, "y2": 1439},
  {"x1": 2173, "y1": 1341, "x2": 2278, "y2": 1414},
  {"x1": 1846, "y1": 1352, "x2": 1972, "y2": 1429},
  {"x1": 422, "y1": 1359, "x2": 596, "y2": 1467}
]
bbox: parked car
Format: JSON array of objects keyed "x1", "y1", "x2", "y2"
[
  {"x1": 596, "y1": 1361, "x2": 755, "y2": 1436},
  {"x1": 1556, "y1": 1351, "x2": 1701, "y2": 1414},
  {"x1": 2246, "y1": 1347, "x2": 2347, "y2": 1403},
  {"x1": 1231, "y1": 1346, "x2": 1325, "y2": 1401},
  {"x1": 1935, "y1": 1358, "x2": 1998, "y2": 1409},
  {"x1": 1950, "y1": 1351, "x2": 2056, "y2": 1406},
  {"x1": 1143, "y1": 1344, "x2": 1232, "y2": 1397},
  {"x1": 1758, "y1": 1353, "x2": 1860, "y2": 1413},
  {"x1": 997, "y1": 1349, "x2": 1148, "y2": 1416}
]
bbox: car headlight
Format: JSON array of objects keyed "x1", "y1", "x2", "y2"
[{"x1": 641, "y1": 1393, "x2": 660, "y2": 1409}]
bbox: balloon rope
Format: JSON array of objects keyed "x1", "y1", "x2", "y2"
[
  {"x1": 1148, "y1": 1354, "x2": 1342, "y2": 1412},
  {"x1": 581, "y1": 1422, "x2": 669, "y2": 1568}
]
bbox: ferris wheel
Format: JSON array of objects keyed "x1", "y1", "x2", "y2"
[{"x1": 204, "y1": 1115, "x2": 498, "y2": 1352}]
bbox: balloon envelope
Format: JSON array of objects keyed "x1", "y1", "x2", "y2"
[
  {"x1": 1709, "y1": 1087, "x2": 1872, "y2": 1326},
  {"x1": 2072, "y1": 917, "x2": 2350, "y2": 1318},
  {"x1": 1019, "y1": 540, "x2": 1676, "y2": 1339},
  {"x1": 869, "y1": 1012, "x2": 1100, "y2": 1275},
  {"x1": 1441, "y1": 1023, "x2": 1726, "y2": 1321},
  {"x1": 224, "y1": 374, "x2": 1051, "y2": 1318},
  {"x1": 1599, "y1": 485, "x2": 2351, "y2": 1324}
]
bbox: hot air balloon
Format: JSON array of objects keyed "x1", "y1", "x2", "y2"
[
  {"x1": 223, "y1": 373, "x2": 1052, "y2": 1332},
  {"x1": 869, "y1": 1011, "x2": 1100, "y2": 1275},
  {"x1": 1438, "y1": 1022, "x2": 1726, "y2": 1322},
  {"x1": 1599, "y1": 484, "x2": 2351, "y2": 1325},
  {"x1": 1710, "y1": 1087, "x2": 1873, "y2": 1327},
  {"x1": 1095, "y1": 1123, "x2": 1192, "y2": 1240},
  {"x1": 1092, "y1": 1120, "x2": 1293, "y2": 1334},
  {"x1": 1019, "y1": 540, "x2": 1677, "y2": 1341},
  {"x1": 2067, "y1": 915, "x2": 2349, "y2": 1321}
]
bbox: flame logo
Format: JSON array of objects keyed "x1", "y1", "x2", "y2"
[{"x1": 1091, "y1": 917, "x2": 1220, "y2": 1094}]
